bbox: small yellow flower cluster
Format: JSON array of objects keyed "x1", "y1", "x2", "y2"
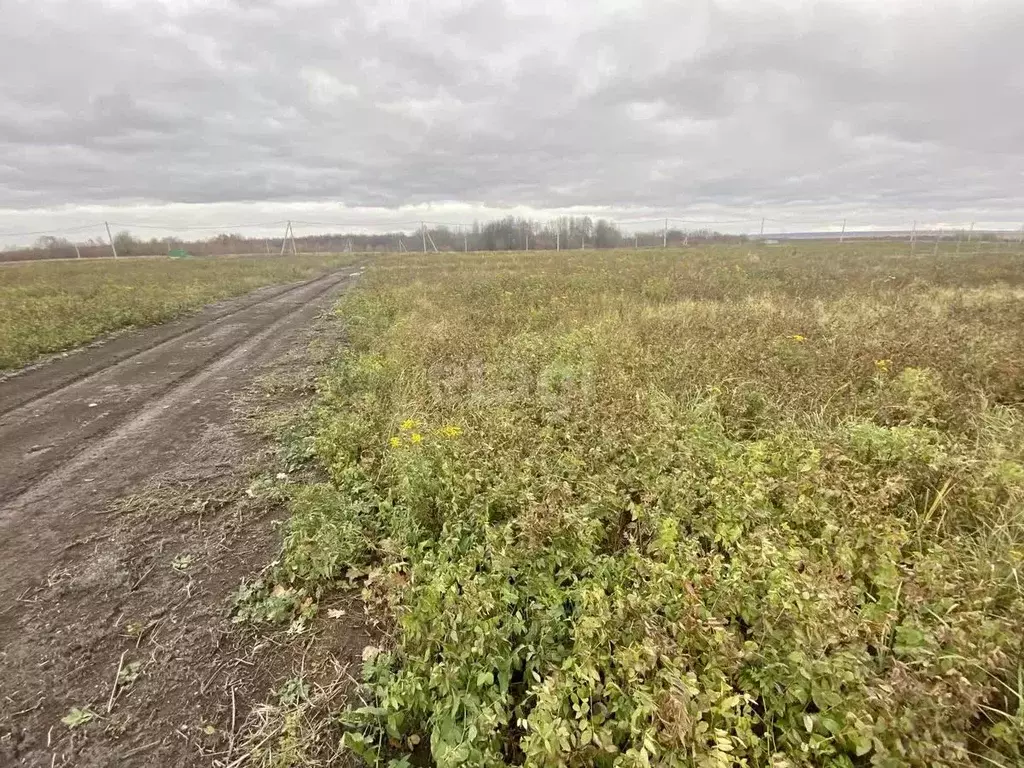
[
  {"x1": 789, "y1": 334, "x2": 807, "y2": 343},
  {"x1": 875, "y1": 359, "x2": 891, "y2": 372},
  {"x1": 390, "y1": 418, "x2": 425, "y2": 448},
  {"x1": 389, "y1": 419, "x2": 462, "y2": 448}
]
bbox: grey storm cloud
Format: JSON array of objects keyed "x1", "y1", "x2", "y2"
[{"x1": 1, "y1": 0, "x2": 1023, "y2": 233}]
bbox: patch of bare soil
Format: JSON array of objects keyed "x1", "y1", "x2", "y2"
[{"x1": 0, "y1": 269, "x2": 374, "y2": 767}]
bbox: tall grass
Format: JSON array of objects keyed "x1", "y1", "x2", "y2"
[
  {"x1": 253, "y1": 244, "x2": 1024, "y2": 766},
  {"x1": 0, "y1": 253, "x2": 357, "y2": 370}
]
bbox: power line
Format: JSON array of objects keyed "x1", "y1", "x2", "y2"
[
  {"x1": 613, "y1": 217, "x2": 666, "y2": 225},
  {"x1": 291, "y1": 219, "x2": 425, "y2": 228},
  {"x1": 0, "y1": 222, "x2": 105, "y2": 238},
  {"x1": 107, "y1": 220, "x2": 289, "y2": 231},
  {"x1": 668, "y1": 218, "x2": 762, "y2": 226}
]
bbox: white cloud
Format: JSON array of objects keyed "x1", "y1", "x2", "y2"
[
  {"x1": 301, "y1": 68, "x2": 360, "y2": 105},
  {"x1": 0, "y1": 0, "x2": 1021, "y2": 241}
]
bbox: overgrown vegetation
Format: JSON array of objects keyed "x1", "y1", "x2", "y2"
[
  {"x1": 0, "y1": 253, "x2": 356, "y2": 370},
  {"x1": 256, "y1": 244, "x2": 1024, "y2": 766}
]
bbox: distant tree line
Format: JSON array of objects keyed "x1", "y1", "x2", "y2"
[
  {"x1": 6, "y1": 217, "x2": 1019, "y2": 262},
  {"x1": 4, "y1": 216, "x2": 758, "y2": 262}
]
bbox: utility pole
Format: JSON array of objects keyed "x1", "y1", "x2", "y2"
[
  {"x1": 290, "y1": 223, "x2": 298, "y2": 256},
  {"x1": 105, "y1": 221, "x2": 117, "y2": 259},
  {"x1": 967, "y1": 222, "x2": 975, "y2": 242},
  {"x1": 839, "y1": 218, "x2": 846, "y2": 244},
  {"x1": 556, "y1": 231, "x2": 560, "y2": 252},
  {"x1": 280, "y1": 222, "x2": 290, "y2": 256},
  {"x1": 910, "y1": 220, "x2": 917, "y2": 254},
  {"x1": 525, "y1": 227, "x2": 529, "y2": 251},
  {"x1": 933, "y1": 229, "x2": 941, "y2": 256},
  {"x1": 264, "y1": 238, "x2": 270, "y2": 256},
  {"x1": 464, "y1": 231, "x2": 468, "y2": 252},
  {"x1": 421, "y1": 221, "x2": 426, "y2": 253},
  {"x1": 634, "y1": 233, "x2": 638, "y2": 250},
  {"x1": 581, "y1": 233, "x2": 585, "y2": 250},
  {"x1": 663, "y1": 219, "x2": 668, "y2": 248},
  {"x1": 760, "y1": 218, "x2": 765, "y2": 238}
]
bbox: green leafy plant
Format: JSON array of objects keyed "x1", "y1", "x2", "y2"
[
  {"x1": 117, "y1": 660, "x2": 143, "y2": 687},
  {"x1": 255, "y1": 246, "x2": 1024, "y2": 766},
  {"x1": 61, "y1": 707, "x2": 96, "y2": 729},
  {"x1": 171, "y1": 553, "x2": 193, "y2": 572}
]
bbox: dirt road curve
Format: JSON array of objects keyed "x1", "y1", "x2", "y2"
[{"x1": 0, "y1": 267, "x2": 368, "y2": 766}]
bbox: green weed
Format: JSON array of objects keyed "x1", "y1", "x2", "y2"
[{"x1": 262, "y1": 245, "x2": 1024, "y2": 766}]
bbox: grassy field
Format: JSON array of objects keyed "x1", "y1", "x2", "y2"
[
  {"x1": 248, "y1": 244, "x2": 1024, "y2": 766},
  {"x1": 0, "y1": 253, "x2": 357, "y2": 370}
]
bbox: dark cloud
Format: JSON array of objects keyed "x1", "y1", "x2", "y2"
[{"x1": 0, "y1": 0, "x2": 1022, "y2": 237}]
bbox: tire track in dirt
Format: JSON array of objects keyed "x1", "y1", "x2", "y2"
[
  {"x1": 0, "y1": 265, "x2": 372, "y2": 767},
  {"x1": 0, "y1": 269, "x2": 353, "y2": 418},
  {"x1": 0, "y1": 266, "x2": 360, "y2": 621},
  {"x1": 0, "y1": 270, "x2": 355, "y2": 506}
]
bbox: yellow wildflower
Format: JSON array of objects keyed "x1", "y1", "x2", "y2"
[
  {"x1": 410, "y1": 433, "x2": 423, "y2": 444},
  {"x1": 439, "y1": 425, "x2": 463, "y2": 439},
  {"x1": 875, "y1": 359, "x2": 891, "y2": 372},
  {"x1": 389, "y1": 436, "x2": 402, "y2": 448},
  {"x1": 400, "y1": 419, "x2": 418, "y2": 431},
  {"x1": 789, "y1": 334, "x2": 806, "y2": 343}
]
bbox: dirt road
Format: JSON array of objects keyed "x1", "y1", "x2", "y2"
[{"x1": 0, "y1": 267, "x2": 371, "y2": 766}]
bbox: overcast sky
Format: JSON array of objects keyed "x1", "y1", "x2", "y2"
[{"x1": 1, "y1": 0, "x2": 1023, "y2": 244}]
